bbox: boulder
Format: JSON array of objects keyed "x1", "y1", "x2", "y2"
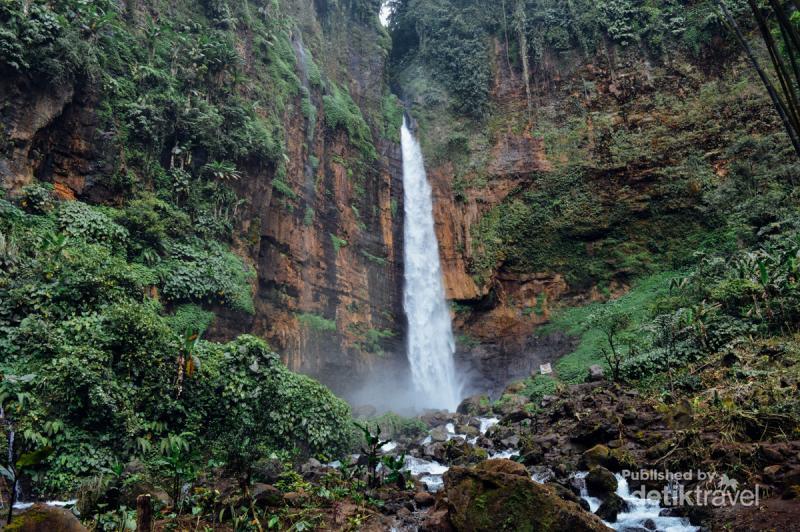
[
  {"x1": 443, "y1": 459, "x2": 610, "y2": 531},
  {"x1": 520, "y1": 443, "x2": 545, "y2": 466},
  {"x1": 586, "y1": 467, "x2": 618, "y2": 499},
  {"x1": 423, "y1": 442, "x2": 447, "y2": 461},
  {"x1": 252, "y1": 457, "x2": 284, "y2": 484},
  {"x1": 420, "y1": 410, "x2": 452, "y2": 428},
  {"x1": 6, "y1": 504, "x2": 87, "y2": 532},
  {"x1": 456, "y1": 424, "x2": 480, "y2": 438},
  {"x1": 445, "y1": 439, "x2": 488, "y2": 465},
  {"x1": 457, "y1": 395, "x2": 490, "y2": 416},
  {"x1": 251, "y1": 483, "x2": 282, "y2": 508},
  {"x1": 500, "y1": 435, "x2": 521, "y2": 448},
  {"x1": 580, "y1": 445, "x2": 635, "y2": 472},
  {"x1": 580, "y1": 445, "x2": 611, "y2": 469},
  {"x1": 595, "y1": 492, "x2": 629, "y2": 522},
  {"x1": 494, "y1": 394, "x2": 528, "y2": 416},
  {"x1": 588, "y1": 365, "x2": 605, "y2": 382},
  {"x1": 300, "y1": 458, "x2": 325, "y2": 480},
  {"x1": 500, "y1": 410, "x2": 532, "y2": 425},
  {"x1": 430, "y1": 426, "x2": 450, "y2": 442},
  {"x1": 551, "y1": 481, "x2": 585, "y2": 507},
  {"x1": 414, "y1": 491, "x2": 436, "y2": 507},
  {"x1": 422, "y1": 507, "x2": 454, "y2": 531}
]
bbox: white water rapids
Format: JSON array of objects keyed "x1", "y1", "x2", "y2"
[{"x1": 401, "y1": 117, "x2": 461, "y2": 411}]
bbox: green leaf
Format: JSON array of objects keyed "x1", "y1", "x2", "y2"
[{"x1": 0, "y1": 465, "x2": 15, "y2": 482}]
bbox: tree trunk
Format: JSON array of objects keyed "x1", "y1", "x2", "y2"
[
  {"x1": 136, "y1": 494, "x2": 152, "y2": 532},
  {"x1": 6, "y1": 478, "x2": 16, "y2": 525}
]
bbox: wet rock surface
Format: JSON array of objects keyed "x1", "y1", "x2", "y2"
[
  {"x1": 6, "y1": 504, "x2": 87, "y2": 532},
  {"x1": 443, "y1": 459, "x2": 610, "y2": 531},
  {"x1": 364, "y1": 381, "x2": 800, "y2": 531}
]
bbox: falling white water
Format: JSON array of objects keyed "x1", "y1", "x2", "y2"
[{"x1": 401, "y1": 116, "x2": 461, "y2": 411}]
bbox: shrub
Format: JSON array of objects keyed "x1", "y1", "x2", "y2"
[
  {"x1": 201, "y1": 336, "x2": 355, "y2": 457},
  {"x1": 113, "y1": 195, "x2": 192, "y2": 254},
  {"x1": 330, "y1": 233, "x2": 348, "y2": 254},
  {"x1": 272, "y1": 178, "x2": 298, "y2": 199},
  {"x1": 323, "y1": 83, "x2": 377, "y2": 159},
  {"x1": 297, "y1": 313, "x2": 337, "y2": 332},
  {"x1": 166, "y1": 304, "x2": 216, "y2": 336},
  {"x1": 19, "y1": 183, "x2": 54, "y2": 214},
  {"x1": 158, "y1": 240, "x2": 255, "y2": 314},
  {"x1": 57, "y1": 202, "x2": 129, "y2": 249}
]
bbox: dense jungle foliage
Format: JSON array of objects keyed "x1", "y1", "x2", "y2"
[
  {"x1": 0, "y1": 189, "x2": 355, "y2": 493},
  {"x1": 388, "y1": 0, "x2": 749, "y2": 116},
  {"x1": 0, "y1": 0, "x2": 396, "y2": 511}
]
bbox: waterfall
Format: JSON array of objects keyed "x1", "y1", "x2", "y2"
[{"x1": 401, "y1": 116, "x2": 461, "y2": 411}]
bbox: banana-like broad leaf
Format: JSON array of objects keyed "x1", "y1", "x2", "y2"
[
  {"x1": 0, "y1": 464, "x2": 15, "y2": 481},
  {"x1": 758, "y1": 261, "x2": 769, "y2": 285}
]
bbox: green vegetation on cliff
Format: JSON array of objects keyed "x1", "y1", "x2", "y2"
[
  {"x1": 0, "y1": 0, "x2": 393, "y2": 514},
  {"x1": 389, "y1": 0, "x2": 744, "y2": 116},
  {"x1": 391, "y1": 0, "x2": 798, "y2": 293}
]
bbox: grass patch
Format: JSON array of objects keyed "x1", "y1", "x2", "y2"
[
  {"x1": 297, "y1": 312, "x2": 337, "y2": 332},
  {"x1": 330, "y1": 233, "x2": 348, "y2": 255},
  {"x1": 542, "y1": 271, "x2": 682, "y2": 383}
]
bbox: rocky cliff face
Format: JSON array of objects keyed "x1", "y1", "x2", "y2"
[
  {"x1": 2, "y1": 0, "x2": 785, "y2": 401},
  {"x1": 393, "y1": 1, "x2": 782, "y2": 395},
  {"x1": 0, "y1": 0, "x2": 406, "y2": 397},
  {"x1": 209, "y1": 6, "x2": 407, "y2": 395}
]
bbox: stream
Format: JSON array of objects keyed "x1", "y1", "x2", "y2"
[{"x1": 380, "y1": 416, "x2": 699, "y2": 532}]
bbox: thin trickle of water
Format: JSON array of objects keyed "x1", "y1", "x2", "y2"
[
  {"x1": 401, "y1": 117, "x2": 461, "y2": 411},
  {"x1": 2, "y1": 406, "x2": 23, "y2": 505}
]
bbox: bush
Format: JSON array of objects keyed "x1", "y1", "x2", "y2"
[
  {"x1": 158, "y1": 240, "x2": 255, "y2": 314},
  {"x1": 114, "y1": 196, "x2": 192, "y2": 254},
  {"x1": 166, "y1": 304, "x2": 216, "y2": 336},
  {"x1": 323, "y1": 83, "x2": 377, "y2": 159},
  {"x1": 19, "y1": 183, "x2": 54, "y2": 214},
  {"x1": 58, "y1": 202, "x2": 129, "y2": 249},
  {"x1": 198, "y1": 336, "x2": 355, "y2": 457},
  {"x1": 297, "y1": 313, "x2": 337, "y2": 332}
]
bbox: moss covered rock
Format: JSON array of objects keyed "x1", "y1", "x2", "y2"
[
  {"x1": 580, "y1": 444, "x2": 612, "y2": 469},
  {"x1": 580, "y1": 444, "x2": 635, "y2": 472},
  {"x1": 443, "y1": 459, "x2": 610, "y2": 531},
  {"x1": 457, "y1": 394, "x2": 491, "y2": 416},
  {"x1": 6, "y1": 504, "x2": 86, "y2": 532}
]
